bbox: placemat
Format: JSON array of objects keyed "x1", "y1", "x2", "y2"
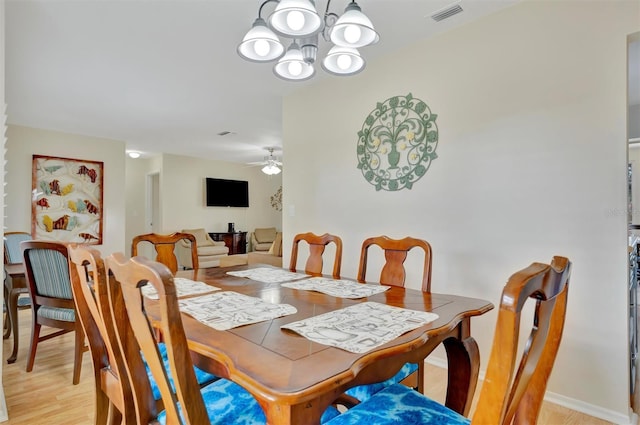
[
  {"x1": 141, "y1": 277, "x2": 220, "y2": 300},
  {"x1": 281, "y1": 277, "x2": 390, "y2": 299},
  {"x1": 179, "y1": 291, "x2": 297, "y2": 330},
  {"x1": 226, "y1": 267, "x2": 308, "y2": 283},
  {"x1": 281, "y1": 302, "x2": 438, "y2": 353}
]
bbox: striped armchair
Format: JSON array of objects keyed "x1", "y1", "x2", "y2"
[{"x1": 21, "y1": 241, "x2": 88, "y2": 384}]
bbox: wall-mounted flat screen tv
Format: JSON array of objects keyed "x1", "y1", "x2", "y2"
[{"x1": 205, "y1": 178, "x2": 249, "y2": 207}]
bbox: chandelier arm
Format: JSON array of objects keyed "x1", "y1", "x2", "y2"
[
  {"x1": 258, "y1": 0, "x2": 280, "y2": 19},
  {"x1": 324, "y1": 0, "x2": 332, "y2": 16},
  {"x1": 322, "y1": 0, "x2": 340, "y2": 42}
]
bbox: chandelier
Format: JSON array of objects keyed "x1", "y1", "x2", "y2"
[{"x1": 237, "y1": 0, "x2": 379, "y2": 81}]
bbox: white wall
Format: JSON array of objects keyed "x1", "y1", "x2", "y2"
[
  {"x1": 283, "y1": 0, "x2": 638, "y2": 422},
  {"x1": 5, "y1": 125, "x2": 127, "y2": 256},
  {"x1": 124, "y1": 153, "x2": 282, "y2": 252}
]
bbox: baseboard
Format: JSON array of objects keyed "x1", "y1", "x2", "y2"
[
  {"x1": 544, "y1": 391, "x2": 635, "y2": 425},
  {"x1": 424, "y1": 358, "x2": 633, "y2": 424}
]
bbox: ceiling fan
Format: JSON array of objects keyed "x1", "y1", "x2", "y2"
[{"x1": 248, "y1": 147, "x2": 282, "y2": 175}]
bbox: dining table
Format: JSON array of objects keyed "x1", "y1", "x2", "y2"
[
  {"x1": 4, "y1": 263, "x2": 27, "y2": 364},
  {"x1": 156, "y1": 264, "x2": 494, "y2": 425}
]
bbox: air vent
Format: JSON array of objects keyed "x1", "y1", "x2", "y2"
[{"x1": 431, "y1": 3, "x2": 463, "y2": 22}]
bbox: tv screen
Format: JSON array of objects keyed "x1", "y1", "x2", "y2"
[{"x1": 205, "y1": 178, "x2": 249, "y2": 207}]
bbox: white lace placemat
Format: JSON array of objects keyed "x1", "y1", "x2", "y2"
[
  {"x1": 141, "y1": 277, "x2": 220, "y2": 300},
  {"x1": 281, "y1": 277, "x2": 390, "y2": 299},
  {"x1": 226, "y1": 267, "x2": 308, "y2": 283},
  {"x1": 281, "y1": 302, "x2": 439, "y2": 354},
  {"x1": 178, "y1": 291, "x2": 297, "y2": 331}
]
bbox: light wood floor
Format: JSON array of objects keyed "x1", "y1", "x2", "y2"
[{"x1": 2, "y1": 309, "x2": 615, "y2": 424}]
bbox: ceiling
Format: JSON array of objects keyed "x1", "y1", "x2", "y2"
[{"x1": 7, "y1": 0, "x2": 636, "y2": 165}]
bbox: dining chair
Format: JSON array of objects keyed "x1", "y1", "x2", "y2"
[
  {"x1": 357, "y1": 235, "x2": 433, "y2": 292},
  {"x1": 327, "y1": 256, "x2": 572, "y2": 425},
  {"x1": 345, "y1": 236, "x2": 433, "y2": 402},
  {"x1": 289, "y1": 232, "x2": 343, "y2": 278},
  {"x1": 104, "y1": 252, "x2": 341, "y2": 424},
  {"x1": 132, "y1": 232, "x2": 198, "y2": 274},
  {"x1": 3, "y1": 231, "x2": 32, "y2": 340},
  {"x1": 68, "y1": 244, "x2": 219, "y2": 425},
  {"x1": 21, "y1": 240, "x2": 88, "y2": 384},
  {"x1": 68, "y1": 243, "x2": 135, "y2": 424}
]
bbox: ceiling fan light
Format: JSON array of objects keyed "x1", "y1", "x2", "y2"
[
  {"x1": 321, "y1": 46, "x2": 365, "y2": 76},
  {"x1": 237, "y1": 18, "x2": 285, "y2": 62},
  {"x1": 269, "y1": 0, "x2": 322, "y2": 38},
  {"x1": 330, "y1": 2, "x2": 379, "y2": 48},
  {"x1": 262, "y1": 164, "x2": 282, "y2": 175},
  {"x1": 273, "y1": 43, "x2": 315, "y2": 81}
]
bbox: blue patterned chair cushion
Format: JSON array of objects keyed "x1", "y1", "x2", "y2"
[
  {"x1": 344, "y1": 362, "x2": 418, "y2": 402},
  {"x1": 157, "y1": 377, "x2": 340, "y2": 424},
  {"x1": 327, "y1": 383, "x2": 470, "y2": 425},
  {"x1": 37, "y1": 306, "x2": 75, "y2": 322},
  {"x1": 17, "y1": 296, "x2": 32, "y2": 307},
  {"x1": 144, "y1": 342, "x2": 218, "y2": 400}
]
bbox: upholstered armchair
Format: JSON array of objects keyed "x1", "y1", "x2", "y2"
[
  {"x1": 250, "y1": 227, "x2": 277, "y2": 252},
  {"x1": 177, "y1": 228, "x2": 229, "y2": 269},
  {"x1": 247, "y1": 231, "x2": 283, "y2": 267}
]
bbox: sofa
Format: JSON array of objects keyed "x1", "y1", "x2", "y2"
[{"x1": 177, "y1": 228, "x2": 229, "y2": 268}]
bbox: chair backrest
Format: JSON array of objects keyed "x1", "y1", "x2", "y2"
[
  {"x1": 472, "y1": 256, "x2": 572, "y2": 425},
  {"x1": 357, "y1": 236, "x2": 432, "y2": 292},
  {"x1": 4, "y1": 232, "x2": 31, "y2": 265},
  {"x1": 67, "y1": 244, "x2": 150, "y2": 424},
  {"x1": 105, "y1": 252, "x2": 209, "y2": 424},
  {"x1": 21, "y1": 240, "x2": 74, "y2": 306},
  {"x1": 132, "y1": 232, "x2": 198, "y2": 274},
  {"x1": 289, "y1": 232, "x2": 343, "y2": 278}
]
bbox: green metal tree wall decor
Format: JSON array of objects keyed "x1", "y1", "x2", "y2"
[{"x1": 357, "y1": 93, "x2": 438, "y2": 191}]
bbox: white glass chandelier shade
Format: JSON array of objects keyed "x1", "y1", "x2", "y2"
[
  {"x1": 321, "y1": 46, "x2": 365, "y2": 76},
  {"x1": 237, "y1": 18, "x2": 285, "y2": 62},
  {"x1": 268, "y1": 0, "x2": 322, "y2": 38},
  {"x1": 330, "y1": 2, "x2": 379, "y2": 48},
  {"x1": 273, "y1": 43, "x2": 315, "y2": 81},
  {"x1": 262, "y1": 163, "x2": 282, "y2": 175}
]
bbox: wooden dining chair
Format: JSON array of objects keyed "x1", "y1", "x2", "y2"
[
  {"x1": 104, "y1": 252, "x2": 271, "y2": 424},
  {"x1": 131, "y1": 232, "x2": 198, "y2": 274},
  {"x1": 328, "y1": 256, "x2": 572, "y2": 425},
  {"x1": 21, "y1": 240, "x2": 88, "y2": 384},
  {"x1": 105, "y1": 252, "x2": 341, "y2": 424},
  {"x1": 345, "y1": 235, "x2": 433, "y2": 402},
  {"x1": 357, "y1": 235, "x2": 433, "y2": 292},
  {"x1": 3, "y1": 231, "x2": 32, "y2": 340},
  {"x1": 289, "y1": 232, "x2": 343, "y2": 278},
  {"x1": 68, "y1": 243, "x2": 136, "y2": 424},
  {"x1": 68, "y1": 244, "x2": 219, "y2": 425}
]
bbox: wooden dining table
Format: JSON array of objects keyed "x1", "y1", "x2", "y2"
[{"x1": 163, "y1": 264, "x2": 494, "y2": 425}]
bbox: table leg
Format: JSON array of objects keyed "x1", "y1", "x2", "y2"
[
  {"x1": 7, "y1": 288, "x2": 22, "y2": 364},
  {"x1": 443, "y1": 320, "x2": 480, "y2": 416},
  {"x1": 3, "y1": 285, "x2": 10, "y2": 339}
]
